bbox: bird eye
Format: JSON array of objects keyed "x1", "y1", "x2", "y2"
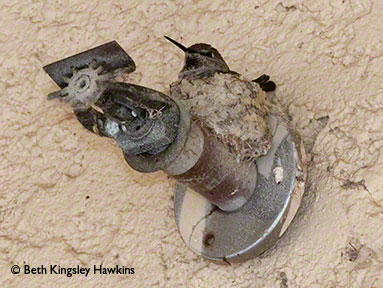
[{"x1": 205, "y1": 52, "x2": 214, "y2": 57}]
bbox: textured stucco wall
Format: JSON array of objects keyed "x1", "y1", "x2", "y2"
[{"x1": 1, "y1": 0, "x2": 383, "y2": 287}]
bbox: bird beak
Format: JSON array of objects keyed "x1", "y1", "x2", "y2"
[
  {"x1": 164, "y1": 36, "x2": 190, "y2": 53},
  {"x1": 47, "y1": 91, "x2": 62, "y2": 100}
]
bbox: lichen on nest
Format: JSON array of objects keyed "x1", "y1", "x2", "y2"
[{"x1": 170, "y1": 73, "x2": 272, "y2": 161}]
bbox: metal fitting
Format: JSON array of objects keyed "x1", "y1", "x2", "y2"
[{"x1": 43, "y1": 41, "x2": 307, "y2": 263}]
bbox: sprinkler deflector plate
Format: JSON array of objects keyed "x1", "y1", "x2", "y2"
[
  {"x1": 43, "y1": 41, "x2": 136, "y2": 89},
  {"x1": 174, "y1": 113, "x2": 306, "y2": 262}
]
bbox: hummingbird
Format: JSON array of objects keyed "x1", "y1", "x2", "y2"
[
  {"x1": 164, "y1": 36, "x2": 276, "y2": 91},
  {"x1": 165, "y1": 36, "x2": 276, "y2": 161}
]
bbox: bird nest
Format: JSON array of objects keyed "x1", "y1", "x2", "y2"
[{"x1": 171, "y1": 73, "x2": 273, "y2": 161}]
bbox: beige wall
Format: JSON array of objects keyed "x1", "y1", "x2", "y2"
[{"x1": 1, "y1": 0, "x2": 383, "y2": 287}]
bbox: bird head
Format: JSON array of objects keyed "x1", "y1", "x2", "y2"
[{"x1": 165, "y1": 36, "x2": 230, "y2": 79}]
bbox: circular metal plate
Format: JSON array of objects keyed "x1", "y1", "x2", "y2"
[{"x1": 174, "y1": 113, "x2": 306, "y2": 262}]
